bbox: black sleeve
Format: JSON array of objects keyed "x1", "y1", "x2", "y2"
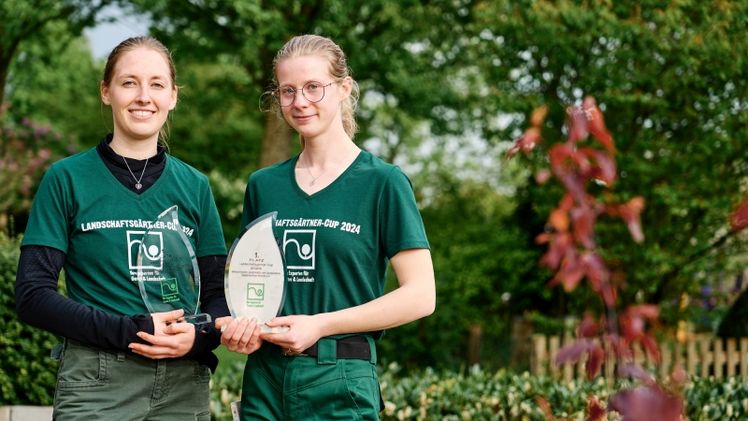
[
  {"x1": 15, "y1": 245, "x2": 154, "y2": 352},
  {"x1": 184, "y1": 254, "x2": 230, "y2": 369}
]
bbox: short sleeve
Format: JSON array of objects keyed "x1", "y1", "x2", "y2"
[
  {"x1": 196, "y1": 177, "x2": 227, "y2": 257},
  {"x1": 22, "y1": 165, "x2": 70, "y2": 252},
  {"x1": 378, "y1": 167, "x2": 430, "y2": 258}
]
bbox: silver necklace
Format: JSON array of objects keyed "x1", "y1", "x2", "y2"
[
  {"x1": 122, "y1": 156, "x2": 149, "y2": 190},
  {"x1": 305, "y1": 165, "x2": 323, "y2": 186},
  {"x1": 300, "y1": 155, "x2": 324, "y2": 186}
]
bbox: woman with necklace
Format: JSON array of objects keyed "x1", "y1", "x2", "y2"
[
  {"x1": 217, "y1": 34, "x2": 436, "y2": 420},
  {"x1": 15, "y1": 36, "x2": 232, "y2": 420}
]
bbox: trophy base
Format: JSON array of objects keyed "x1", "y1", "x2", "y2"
[
  {"x1": 261, "y1": 325, "x2": 289, "y2": 334},
  {"x1": 183, "y1": 313, "x2": 212, "y2": 326}
]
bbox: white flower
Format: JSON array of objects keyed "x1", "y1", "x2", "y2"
[
  {"x1": 384, "y1": 401, "x2": 396, "y2": 416},
  {"x1": 520, "y1": 401, "x2": 532, "y2": 414},
  {"x1": 221, "y1": 389, "x2": 231, "y2": 405}
]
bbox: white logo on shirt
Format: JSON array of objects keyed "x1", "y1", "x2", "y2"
[
  {"x1": 126, "y1": 230, "x2": 163, "y2": 270},
  {"x1": 283, "y1": 230, "x2": 316, "y2": 270}
]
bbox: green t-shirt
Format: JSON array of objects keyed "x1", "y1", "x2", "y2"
[
  {"x1": 241, "y1": 150, "x2": 429, "y2": 319},
  {"x1": 22, "y1": 148, "x2": 226, "y2": 316}
]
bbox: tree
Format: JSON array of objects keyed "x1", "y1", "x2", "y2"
[
  {"x1": 466, "y1": 1, "x2": 748, "y2": 324},
  {"x1": 0, "y1": 0, "x2": 110, "y2": 113},
  {"x1": 5, "y1": 23, "x2": 101, "y2": 149},
  {"x1": 129, "y1": 0, "x2": 479, "y2": 168}
]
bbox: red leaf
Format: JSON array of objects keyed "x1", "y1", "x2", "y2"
[
  {"x1": 587, "y1": 396, "x2": 606, "y2": 421},
  {"x1": 530, "y1": 105, "x2": 549, "y2": 127},
  {"x1": 536, "y1": 397, "x2": 555, "y2": 421},
  {"x1": 629, "y1": 304, "x2": 659, "y2": 320},
  {"x1": 535, "y1": 169, "x2": 552, "y2": 184},
  {"x1": 608, "y1": 385, "x2": 683, "y2": 421},
  {"x1": 670, "y1": 365, "x2": 688, "y2": 387},
  {"x1": 608, "y1": 197, "x2": 646, "y2": 243},
  {"x1": 585, "y1": 345, "x2": 605, "y2": 379},
  {"x1": 601, "y1": 283, "x2": 617, "y2": 309},
  {"x1": 589, "y1": 149, "x2": 617, "y2": 186},
  {"x1": 570, "y1": 205, "x2": 597, "y2": 249},
  {"x1": 578, "y1": 313, "x2": 600, "y2": 338},
  {"x1": 567, "y1": 106, "x2": 589, "y2": 142},
  {"x1": 555, "y1": 250, "x2": 585, "y2": 291},
  {"x1": 605, "y1": 333, "x2": 633, "y2": 360},
  {"x1": 583, "y1": 96, "x2": 616, "y2": 154},
  {"x1": 548, "y1": 143, "x2": 574, "y2": 168},
  {"x1": 549, "y1": 144, "x2": 589, "y2": 203},
  {"x1": 617, "y1": 362, "x2": 655, "y2": 384},
  {"x1": 539, "y1": 232, "x2": 572, "y2": 270},
  {"x1": 507, "y1": 127, "x2": 542, "y2": 157},
  {"x1": 620, "y1": 313, "x2": 644, "y2": 341},
  {"x1": 641, "y1": 334, "x2": 661, "y2": 362},
  {"x1": 731, "y1": 197, "x2": 748, "y2": 232},
  {"x1": 550, "y1": 208, "x2": 570, "y2": 232},
  {"x1": 555, "y1": 339, "x2": 594, "y2": 365},
  {"x1": 581, "y1": 252, "x2": 610, "y2": 294}
]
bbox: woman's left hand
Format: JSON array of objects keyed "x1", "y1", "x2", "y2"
[
  {"x1": 129, "y1": 319, "x2": 196, "y2": 359},
  {"x1": 261, "y1": 315, "x2": 321, "y2": 355}
]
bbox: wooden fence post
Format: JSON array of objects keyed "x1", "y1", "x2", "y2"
[
  {"x1": 714, "y1": 337, "x2": 726, "y2": 379},
  {"x1": 532, "y1": 334, "x2": 547, "y2": 377}
]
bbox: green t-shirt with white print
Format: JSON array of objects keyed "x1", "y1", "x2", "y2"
[
  {"x1": 23, "y1": 148, "x2": 226, "y2": 316},
  {"x1": 241, "y1": 150, "x2": 429, "y2": 321}
]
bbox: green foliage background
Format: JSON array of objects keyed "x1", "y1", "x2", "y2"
[{"x1": 0, "y1": 234, "x2": 58, "y2": 405}]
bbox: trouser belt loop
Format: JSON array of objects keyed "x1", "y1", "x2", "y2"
[
  {"x1": 117, "y1": 352, "x2": 126, "y2": 362},
  {"x1": 365, "y1": 335, "x2": 377, "y2": 364},
  {"x1": 317, "y1": 337, "x2": 337, "y2": 365},
  {"x1": 51, "y1": 341, "x2": 65, "y2": 360}
]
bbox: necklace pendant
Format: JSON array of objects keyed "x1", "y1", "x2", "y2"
[{"x1": 135, "y1": 183, "x2": 142, "y2": 190}]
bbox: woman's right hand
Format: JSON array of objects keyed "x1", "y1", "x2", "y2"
[{"x1": 215, "y1": 317, "x2": 263, "y2": 355}]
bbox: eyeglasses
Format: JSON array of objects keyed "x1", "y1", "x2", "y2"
[{"x1": 276, "y1": 81, "x2": 334, "y2": 107}]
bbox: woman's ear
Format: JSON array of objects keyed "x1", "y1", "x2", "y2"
[
  {"x1": 100, "y1": 81, "x2": 111, "y2": 105},
  {"x1": 169, "y1": 86, "x2": 178, "y2": 111},
  {"x1": 339, "y1": 76, "x2": 353, "y2": 99}
]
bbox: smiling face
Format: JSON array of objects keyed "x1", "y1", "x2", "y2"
[
  {"x1": 100, "y1": 47, "x2": 177, "y2": 145},
  {"x1": 275, "y1": 54, "x2": 351, "y2": 142}
]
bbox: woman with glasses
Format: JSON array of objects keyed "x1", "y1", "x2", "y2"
[{"x1": 217, "y1": 34, "x2": 436, "y2": 420}]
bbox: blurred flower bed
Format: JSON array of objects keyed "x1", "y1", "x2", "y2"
[{"x1": 209, "y1": 361, "x2": 748, "y2": 420}]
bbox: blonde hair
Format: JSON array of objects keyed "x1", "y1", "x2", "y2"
[
  {"x1": 101, "y1": 36, "x2": 177, "y2": 147},
  {"x1": 267, "y1": 34, "x2": 359, "y2": 139}
]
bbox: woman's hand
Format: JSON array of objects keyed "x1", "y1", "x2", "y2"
[
  {"x1": 261, "y1": 315, "x2": 321, "y2": 355},
  {"x1": 215, "y1": 317, "x2": 263, "y2": 355},
  {"x1": 128, "y1": 309, "x2": 195, "y2": 359}
]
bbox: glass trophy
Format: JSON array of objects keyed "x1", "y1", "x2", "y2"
[
  {"x1": 136, "y1": 205, "x2": 210, "y2": 325},
  {"x1": 225, "y1": 212, "x2": 287, "y2": 333}
]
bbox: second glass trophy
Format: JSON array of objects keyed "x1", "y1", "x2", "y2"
[{"x1": 224, "y1": 212, "x2": 287, "y2": 333}]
